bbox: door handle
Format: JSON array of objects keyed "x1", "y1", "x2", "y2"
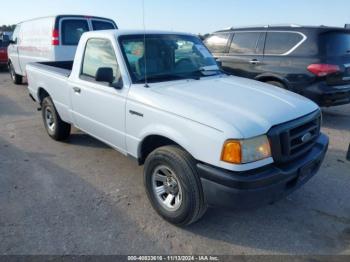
[
  {"x1": 73, "y1": 87, "x2": 81, "y2": 93},
  {"x1": 249, "y1": 59, "x2": 260, "y2": 65}
]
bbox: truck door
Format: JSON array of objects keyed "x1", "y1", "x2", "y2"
[{"x1": 70, "y1": 38, "x2": 127, "y2": 152}]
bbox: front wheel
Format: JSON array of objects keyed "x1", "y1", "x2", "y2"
[
  {"x1": 144, "y1": 145, "x2": 207, "y2": 226},
  {"x1": 41, "y1": 96, "x2": 71, "y2": 141},
  {"x1": 9, "y1": 62, "x2": 23, "y2": 85}
]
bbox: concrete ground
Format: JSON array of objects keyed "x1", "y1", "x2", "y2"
[{"x1": 0, "y1": 70, "x2": 349, "y2": 255}]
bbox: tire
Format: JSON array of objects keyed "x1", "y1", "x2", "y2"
[
  {"x1": 9, "y1": 62, "x2": 23, "y2": 85},
  {"x1": 144, "y1": 145, "x2": 207, "y2": 226},
  {"x1": 41, "y1": 96, "x2": 71, "y2": 141},
  {"x1": 265, "y1": 80, "x2": 287, "y2": 89}
]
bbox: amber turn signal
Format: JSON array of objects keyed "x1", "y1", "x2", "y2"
[{"x1": 221, "y1": 140, "x2": 242, "y2": 164}]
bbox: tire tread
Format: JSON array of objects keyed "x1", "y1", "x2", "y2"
[
  {"x1": 144, "y1": 145, "x2": 207, "y2": 226},
  {"x1": 42, "y1": 96, "x2": 71, "y2": 141}
]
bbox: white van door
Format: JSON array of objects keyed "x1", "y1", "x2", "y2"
[
  {"x1": 8, "y1": 25, "x2": 22, "y2": 75},
  {"x1": 55, "y1": 17, "x2": 117, "y2": 61},
  {"x1": 55, "y1": 18, "x2": 90, "y2": 61}
]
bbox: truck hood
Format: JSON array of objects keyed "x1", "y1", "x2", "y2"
[{"x1": 132, "y1": 76, "x2": 319, "y2": 138}]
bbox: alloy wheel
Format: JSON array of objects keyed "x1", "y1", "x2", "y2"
[{"x1": 152, "y1": 165, "x2": 183, "y2": 212}]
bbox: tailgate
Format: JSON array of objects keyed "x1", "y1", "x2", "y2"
[{"x1": 325, "y1": 58, "x2": 350, "y2": 87}]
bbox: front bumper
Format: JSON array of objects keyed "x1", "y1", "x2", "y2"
[
  {"x1": 302, "y1": 82, "x2": 350, "y2": 107},
  {"x1": 197, "y1": 133, "x2": 329, "y2": 209}
]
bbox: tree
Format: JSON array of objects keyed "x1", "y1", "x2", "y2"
[{"x1": 0, "y1": 25, "x2": 16, "y2": 32}]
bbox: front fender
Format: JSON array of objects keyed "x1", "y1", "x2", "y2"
[
  {"x1": 126, "y1": 116, "x2": 226, "y2": 169},
  {"x1": 137, "y1": 124, "x2": 192, "y2": 158}
]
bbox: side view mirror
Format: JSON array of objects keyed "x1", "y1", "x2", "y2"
[
  {"x1": 112, "y1": 77, "x2": 124, "y2": 90},
  {"x1": 95, "y1": 67, "x2": 123, "y2": 89},
  {"x1": 95, "y1": 67, "x2": 114, "y2": 84},
  {"x1": 9, "y1": 39, "x2": 16, "y2": 45}
]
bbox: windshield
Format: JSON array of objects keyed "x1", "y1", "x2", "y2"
[{"x1": 119, "y1": 34, "x2": 220, "y2": 83}]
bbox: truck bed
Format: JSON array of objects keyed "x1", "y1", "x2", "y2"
[
  {"x1": 29, "y1": 61, "x2": 73, "y2": 77},
  {"x1": 26, "y1": 60, "x2": 74, "y2": 124}
]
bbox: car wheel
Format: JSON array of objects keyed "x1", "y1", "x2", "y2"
[
  {"x1": 144, "y1": 145, "x2": 207, "y2": 226},
  {"x1": 41, "y1": 96, "x2": 71, "y2": 141},
  {"x1": 265, "y1": 80, "x2": 287, "y2": 89},
  {"x1": 9, "y1": 62, "x2": 23, "y2": 85}
]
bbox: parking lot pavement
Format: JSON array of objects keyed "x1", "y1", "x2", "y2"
[{"x1": 0, "y1": 70, "x2": 349, "y2": 255}]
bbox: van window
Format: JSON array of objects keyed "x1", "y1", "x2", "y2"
[
  {"x1": 204, "y1": 33, "x2": 230, "y2": 53},
  {"x1": 81, "y1": 38, "x2": 121, "y2": 84},
  {"x1": 320, "y1": 32, "x2": 350, "y2": 56},
  {"x1": 61, "y1": 19, "x2": 89, "y2": 45},
  {"x1": 229, "y1": 32, "x2": 261, "y2": 54},
  {"x1": 265, "y1": 32, "x2": 303, "y2": 55},
  {"x1": 92, "y1": 20, "x2": 115, "y2": 30}
]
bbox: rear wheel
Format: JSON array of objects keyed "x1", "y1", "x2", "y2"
[
  {"x1": 9, "y1": 62, "x2": 23, "y2": 85},
  {"x1": 41, "y1": 96, "x2": 71, "y2": 141},
  {"x1": 265, "y1": 80, "x2": 287, "y2": 89},
  {"x1": 144, "y1": 145, "x2": 207, "y2": 226}
]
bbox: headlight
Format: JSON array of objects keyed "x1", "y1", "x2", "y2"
[{"x1": 221, "y1": 135, "x2": 271, "y2": 164}]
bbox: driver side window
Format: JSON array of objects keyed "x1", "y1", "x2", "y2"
[{"x1": 81, "y1": 38, "x2": 121, "y2": 85}]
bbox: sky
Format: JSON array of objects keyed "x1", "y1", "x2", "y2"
[{"x1": 2, "y1": 0, "x2": 350, "y2": 34}]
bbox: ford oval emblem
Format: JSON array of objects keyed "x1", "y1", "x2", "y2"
[{"x1": 301, "y1": 132, "x2": 312, "y2": 143}]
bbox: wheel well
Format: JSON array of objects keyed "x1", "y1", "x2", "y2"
[
  {"x1": 139, "y1": 135, "x2": 180, "y2": 165},
  {"x1": 37, "y1": 88, "x2": 50, "y2": 105},
  {"x1": 257, "y1": 76, "x2": 288, "y2": 89}
]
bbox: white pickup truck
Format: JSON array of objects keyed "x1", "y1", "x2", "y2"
[{"x1": 27, "y1": 30, "x2": 329, "y2": 225}]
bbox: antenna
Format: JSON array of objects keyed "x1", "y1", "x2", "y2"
[{"x1": 142, "y1": 0, "x2": 149, "y2": 88}]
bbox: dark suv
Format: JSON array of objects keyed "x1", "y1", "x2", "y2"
[{"x1": 204, "y1": 25, "x2": 350, "y2": 107}]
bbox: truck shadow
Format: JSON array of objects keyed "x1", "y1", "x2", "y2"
[{"x1": 66, "y1": 131, "x2": 111, "y2": 149}]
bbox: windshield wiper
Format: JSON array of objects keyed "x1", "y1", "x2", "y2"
[
  {"x1": 135, "y1": 67, "x2": 226, "y2": 84},
  {"x1": 135, "y1": 73, "x2": 200, "y2": 84}
]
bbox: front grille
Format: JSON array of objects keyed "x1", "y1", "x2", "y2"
[{"x1": 268, "y1": 110, "x2": 321, "y2": 164}]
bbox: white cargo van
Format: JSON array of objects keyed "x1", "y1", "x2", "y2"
[{"x1": 8, "y1": 15, "x2": 117, "y2": 84}]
